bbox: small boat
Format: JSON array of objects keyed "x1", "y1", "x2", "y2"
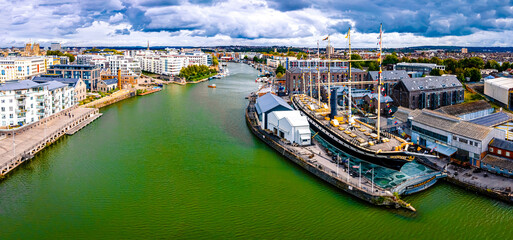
[{"x1": 208, "y1": 84, "x2": 216, "y2": 88}]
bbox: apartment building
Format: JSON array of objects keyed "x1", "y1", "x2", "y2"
[{"x1": 0, "y1": 57, "x2": 49, "y2": 82}]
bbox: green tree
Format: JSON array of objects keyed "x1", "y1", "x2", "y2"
[
  {"x1": 350, "y1": 54, "x2": 362, "y2": 69},
  {"x1": 212, "y1": 56, "x2": 219, "y2": 66},
  {"x1": 460, "y1": 57, "x2": 484, "y2": 69},
  {"x1": 501, "y1": 62, "x2": 511, "y2": 71},
  {"x1": 464, "y1": 67, "x2": 481, "y2": 82},
  {"x1": 443, "y1": 58, "x2": 459, "y2": 74},
  {"x1": 276, "y1": 64, "x2": 286, "y2": 75},
  {"x1": 367, "y1": 61, "x2": 379, "y2": 71},
  {"x1": 484, "y1": 60, "x2": 500, "y2": 70},
  {"x1": 430, "y1": 69, "x2": 443, "y2": 76},
  {"x1": 382, "y1": 54, "x2": 399, "y2": 65},
  {"x1": 244, "y1": 55, "x2": 248, "y2": 60},
  {"x1": 430, "y1": 57, "x2": 443, "y2": 65}
]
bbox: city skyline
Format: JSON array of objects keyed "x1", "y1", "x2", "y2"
[{"x1": 2, "y1": 0, "x2": 513, "y2": 48}]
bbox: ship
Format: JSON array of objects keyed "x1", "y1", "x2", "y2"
[{"x1": 290, "y1": 25, "x2": 437, "y2": 171}]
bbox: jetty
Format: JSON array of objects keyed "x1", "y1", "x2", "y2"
[
  {"x1": 246, "y1": 94, "x2": 416, "y2": 211},
  {"x1": 0, "y1": 107, "x2": 101, "y2": 177}
]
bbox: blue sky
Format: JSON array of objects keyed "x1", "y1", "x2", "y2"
[{"x1": 2, "y1": 0, "x2": 513, "y2": 48}]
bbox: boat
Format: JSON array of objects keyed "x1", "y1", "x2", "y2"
[
  {"x1": 290, "y1": 25, "x2": 437, "y2": 171},
  {"x1": 208, "y1": 84, "x2": 216, "y2": 88}
]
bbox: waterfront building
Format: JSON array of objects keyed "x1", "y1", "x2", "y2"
[
  {"x1": 401, "y1": 108, "x2": 504, "y2": 166},
  {"x1": 366, "y1": 70, "x2": 410, "y2": 96},
  {"x1": 267, "y1": 110, "x2": 311, "y2": 145},
  {"x1": 135, "y1": 50, "x2": 210, "y2": 76},
  {"x1": 32, "y1": 76, "x2": 86, "y2": 102},
  {"x1": 47, "y1": 64, "x2": 100, "y2": 91},
  {"x1": 285, "y1": 67, "x2": 367, "y2": 94},
  {"x1": 255, "y1": 93, "x2": 293, "y2": 129},
  {"x1": 106, "y1": 55, "x2": 141, "y2": 76},
  {"x1": 391, "y1": 76, "x2": 464, "y2": 110},
  {"x1": 97, "y1": 78, "x2": 118, "y2": 92},
  {"x1": 396, "y1": 62, "x2": 445, "y2": 75},
  {"x1": 286, "y1": 59, "x2": 348, "y2": 70},
  {"x1": 436, "y1": 100, "x2": 494, "y2": 121},
  {"x1": 101, "y1": 72, "x2": 138, "y2": 89},
  {"x1": 484, "y1": 77, "x2": 513, "y2": 110},
  {"x1": 0, "y1": 80, "x2": 74, "y2": 127},
  {"x1": 482, "y1": 138, "x2": 513, "y2": 177},
  {"x1": 0, "y1": 57, "x2": 49, "y2": 82}
]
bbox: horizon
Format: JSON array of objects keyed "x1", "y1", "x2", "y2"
[{"x1": 2, "y1": 1, "x2": 513, "y2": 48}]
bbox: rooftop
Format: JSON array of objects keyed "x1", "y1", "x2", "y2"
[
  {"x1": 400, "y1": 75, "x2": 462, "y2": 92},
  {"x1": 436, "y1": 100, "x2": 492, "y2": 116},
  {"x1": 255, "y1": 93, "x2": 293, "y2": 114},
  {"x1": 287, "y1": 67, "x2": 365, "y2": 74},
  {"x1": 271, "y1": 110, "x2": 309, "y2": 127},
  {"x1": 489, "y1": 138, "x2": 513, "y2": 152},
  {"x1": 368, "y1": 70, "x2": 410, "y2": 81},
  {"x1": 469, "y1": 112, "x2": 513, "y2": 127},
  {"x1": 396, "y1": 62, "x2": 442, "y2": 67},
  {"x1": 0, "y1": 80, "x2": 41, "y2": 91},
  {"x1": 412, "y1": 109, "x2": 492, "y2": 141},
  {"x1": 43, "y1": 81, "x2": 67, "y2": 91},
  {"x1": 481, "y1": 154, "x2": 513, "y2": 170},
  {"x1": 32, "y1": 76, "x2": 80, "y2": 87}
]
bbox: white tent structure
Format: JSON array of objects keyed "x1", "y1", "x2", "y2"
[{"x1": 267, "y1": 110, "x2": 311, "y2": 145}]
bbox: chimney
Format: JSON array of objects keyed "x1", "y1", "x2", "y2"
[{"x1": 117, "y1": 69, "x2": 121, "y2": 90}]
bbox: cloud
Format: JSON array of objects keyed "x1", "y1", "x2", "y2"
[{"x1": 1, "y1": 0, "x2": 513, "y2": 47}]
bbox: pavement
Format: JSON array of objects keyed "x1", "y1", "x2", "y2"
[
  {"x1": 428, "y1": 157, "x2": 512, "y2": 192},
  {"x1": 0, "y1": 107, "x2": 95, "y2": 167}
]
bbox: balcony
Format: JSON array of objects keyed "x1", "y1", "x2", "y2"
[
  {"x1": 15, "y1": 109, "x2": 27, "y2": 114},
  {"x1": 15, "y1": 94, "x2": 26, "y2": 99},
  {"x1": 17, "y1": 100, "x2": 26, "y2": 105},
  {"x1": 36, "y1": 105, "x2": 45, "y2": 109}
]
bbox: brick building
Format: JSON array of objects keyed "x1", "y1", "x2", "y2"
[
  {"x1": 285, "y1": 67, "x2": 367, "y2": 95},
  {"x1": 391, "y1": 76, "x2": 464, "y2": 110}
]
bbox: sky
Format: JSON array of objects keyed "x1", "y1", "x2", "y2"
[{"x1": 1, "y1": 0, "x2": 513, "y2": 48}]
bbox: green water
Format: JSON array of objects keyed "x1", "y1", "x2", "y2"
[{"x1": 0, "y1": 63, "x2": 511, "y2": 239}]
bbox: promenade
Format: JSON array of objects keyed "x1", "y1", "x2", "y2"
[{"x1": 0, "y1": 107, "x2": 100, "y2": 176}]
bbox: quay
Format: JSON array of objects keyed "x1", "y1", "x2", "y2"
[
  {"x1": 246, "y1": 94, "x2": 416, "y2": 211},
  {"x1": 0, "y1": 107, "x2": 101, "y2": 177}
]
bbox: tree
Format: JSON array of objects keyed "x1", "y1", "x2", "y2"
[
  {"x1": 484, "y1": 60, "x2": 500, "y2": 70},
  {"x1": 46, "y1": 50, "x2": 75, "y2": 62},
  {"x1": 276, "y1": 64, "x2": 286, "y2": 76},
  {"x1": 464, "y1": 67, "x2": 481, "y2": 82},
  {"x1": 430, "y1": 69, "x2": 443, "y2": 76},
  {"x1": 430, "y1": 57, "x2": 442, "y2": 65},
  {"x1": 212, "y1": 56, "x2": 219, "y2": 66},
  {"x1": 367, "y1": 61, "x2": 379, "y2": 71},
  {"x1": 443, "y1": 58, "x2": 459, "y2": 74},
  {"x1": 243, "y1": 55, "x2": 248, "y2": 60},
  {"x1": 350, "y1": 54, "x2": 362, "y2": 69},
  {"x1": 501, "y1": 62, "x2": 511, "y2": 71},
  {"x1": 382, "y1": 54, "x2": 399, "y2": 65}
]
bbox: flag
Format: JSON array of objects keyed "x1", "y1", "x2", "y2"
[
  {"x1": 323, "y1": 35, "x2": 329, "y2": 41},
  {"x1": 352, "y1": 165, "x2": 360, "y2": 169},
  {"x1": 394, "y1": 121, "x2": 398, "y2": 125},
  {"x1": 388, "y1": 109, "x2": 392, "y2": 113},
  {"x1": 365, "y1": 169, "x2": 372, "y2": 174},
  {"x1": 345, "y1": 30, "x2": 349, "y2": 39}
]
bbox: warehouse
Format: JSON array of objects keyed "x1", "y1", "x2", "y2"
[
  {"x1": 267, "y1": 110, "x2": 311, "y2": 145},
  {"x1": 255, "y1": 93, "x2": 293, "y2": 129},
  {"x1": 484, "y1": 77, "x2": 513, "y2": 110}
]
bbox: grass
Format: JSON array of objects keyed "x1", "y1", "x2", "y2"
[
  {"x1": 187, "y1": 72, "x2": 217, "y2": 82},
  {"x1": 464, "y1": 90, "x2": 484, "y2": 103}
]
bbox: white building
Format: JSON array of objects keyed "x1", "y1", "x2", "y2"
[
  {"x1": 134, "y1": 50, "x2": 210, "y2": 75},
  {"x1": 0, "y1": 80, "x2": 75, "y2": 127},
  {"x1": 484, "y1": 77, "x2": 513, "y2": 109},
  {"x1": 0, "y1": 57, "x2": 49, "y2": 82},
  {"x1": 267, "y1": 110, "x2": 311, "y2": 145}
]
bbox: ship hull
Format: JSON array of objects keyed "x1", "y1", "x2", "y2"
[{"x1": 292, "y1": 99, "x2": 412, "y2": 171}]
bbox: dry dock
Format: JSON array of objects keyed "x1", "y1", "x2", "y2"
[
  {"x1": 0, "y1": 107, "x2": 101, "y2": 176},
  {"x1": 246, "y1": 94, "x2": 416, "y2": 211}
]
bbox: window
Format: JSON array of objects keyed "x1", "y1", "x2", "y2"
[
  {"x1": 458, "y1": 138, "x2": 468, "y2": 144},
  {"x1": 490, "y1": 147, "x2": 494, "y2": 152},
  {"x1": 453, "y1": 136, "x2": 457, "y2": 141},
  {"x1": 507, "y1": 152, "x2": 510, "y2": 157},
  {"x1": 498, "y1": 149, "x2": 502, "y2": 154}
]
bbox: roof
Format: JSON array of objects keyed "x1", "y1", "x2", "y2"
[
  {"x1": 32, "y1": 76, "x2": 80, "y2": 87},
  {"x1": 368, "y1": 70, "x2": 410, "y2": 81},
  {"x1": 396, "y1": 62, "x2": 440, "y2": 68},
  {"x1": 255, "y1": 93, "x2": 293, "y2": 115},
  {"x1": 102, "y1": 78, "x2": 118, "y2": 85},
  {"x1": 271, "y1": 110, "x2": 309, "y2": 127},
  {"x1": 484, "y1": 77, "x2": 513, "y2": 91},
  {"x1": 481, "y1": 154, "x2": 513, "y2": 170},
  {"x1": 0, "y1": 80, "x2": 41, "y2": 91},
  {"x1": 469, "y1": 112, "x2": 512, "y2": 127},
  {"x1": 365, "y1": 93, "x2": 393, "y2": 103},
  {"x1": 436, "y1": 100, "x2": 492, "y2": 116},
  {"x1": 489, "y1": 138, "x2": 513, "y2": 152},
  {"x1": 287, "y1": 67, "x2": 365, "y2": 74},
  {"x1": 400, "y1": 75, "x2": 462, "y2": 92},
  {"x1": 43, "y1": 81, "x2": 67, "y2": 91},
  {"x1": 412, "y1": 109, "x2": 492, "y2": 141},
  {"x1": 393, "y1": 107, "x2": 413, "y2": 122}
]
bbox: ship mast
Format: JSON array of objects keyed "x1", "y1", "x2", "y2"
[
  {"x1": 377, "y1": 23, "x2": 383, "y2": 141},
  {"x1": 317, "y1": 41, "x2": 321, "y2": 106},
  {"x1": 348, "y1": 28, "x2": 352, "y2": 118},
  {"x1": 327, "y1": 36, "x2": 331, "y2": 107}
]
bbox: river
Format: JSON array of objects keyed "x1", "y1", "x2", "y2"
[{"x1": 0, "y1": 63, "x2": 511, "y2": 239}]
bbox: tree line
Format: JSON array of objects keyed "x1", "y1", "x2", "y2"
[
  {"x1": 178, "y1": 65, "x2": 217, "y2": 81},
  {"x1": 46, "y1": 50, "x2": 75, "y2": 63}
]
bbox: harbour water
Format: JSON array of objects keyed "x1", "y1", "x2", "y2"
[{"x1": 0, "y1": 63, "x2": 511, "y2": 239}]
